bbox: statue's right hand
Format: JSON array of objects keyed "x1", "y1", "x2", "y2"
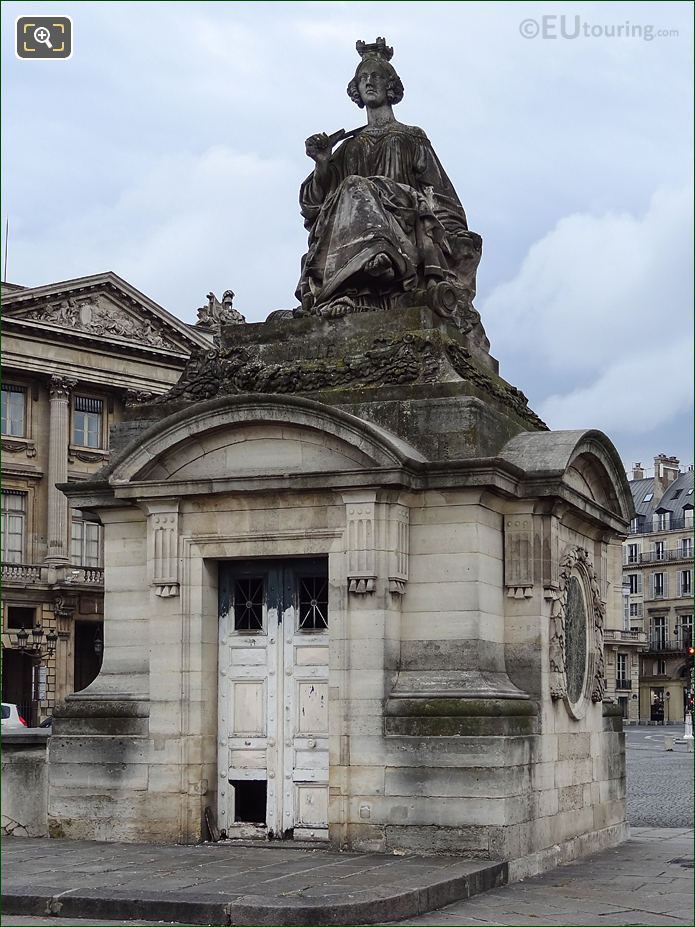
[{"x1": 305, "y1": 133, "x2": 332, "y2": 163}]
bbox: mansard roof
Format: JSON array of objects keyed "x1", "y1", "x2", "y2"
[{"x1": 630, "y1": 470, "x2": 694, "y2": 520}]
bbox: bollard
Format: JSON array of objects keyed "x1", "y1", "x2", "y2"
[{"x1": 664, "y1": 735, "x2": 674, "y2": 751}]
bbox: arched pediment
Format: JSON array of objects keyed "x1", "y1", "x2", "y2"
[
  {"x1": 109, "y1": 394, "x2": 425, "y2": 485},
  {"x1": 499, "y1": 429, "x2": 633, "y2": 522}
]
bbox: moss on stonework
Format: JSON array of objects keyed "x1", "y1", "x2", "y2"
[
  {"x1": 385, "y1": 698, "x2": 538, "y2": 718},
  {"x1": 385, "y1": 715, "x2": 537, "y2": 737},
  {"x1": 48, "y1": 818, "x2": 70, "y2": 838}
]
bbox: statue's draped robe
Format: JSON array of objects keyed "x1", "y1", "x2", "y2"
[{"x1": 296, "y1": 122, "x2": 470, "y2": 310}]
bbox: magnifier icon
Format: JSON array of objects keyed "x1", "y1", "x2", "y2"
[{"x1": 33, "y1": 26, "x2": 53, "y2": 49}]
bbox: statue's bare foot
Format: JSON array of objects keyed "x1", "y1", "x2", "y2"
[{"x1": 365, "y1": 252, "x2": 395, "y2": 280}]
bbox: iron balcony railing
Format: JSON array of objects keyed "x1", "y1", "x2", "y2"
[
  {"x1": 615, "y1": 679, "x2": 632, "y2": 690},
  {"x1": 645, "y1": 635, "x2": 693, "y2": 653},
  {"x1": 629, "y1": 516, "x2": 693, "y2": 535},
  {"x1": 625, "y1": 548, "x2": 694, "y2": 564}
]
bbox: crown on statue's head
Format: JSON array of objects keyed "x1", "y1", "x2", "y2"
[{"x1": 355, "y1": 37, "x2": 394, "y2": 62}]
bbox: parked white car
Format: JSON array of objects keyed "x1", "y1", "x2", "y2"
[{"x1": 1, "y1": 703, "x2": 28, "y2": 730}]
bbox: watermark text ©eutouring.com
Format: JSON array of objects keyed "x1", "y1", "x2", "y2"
[{"x1": 519, "y1": 16, "x2": 679, "y2": 41}]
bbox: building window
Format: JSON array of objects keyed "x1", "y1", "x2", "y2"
[
  {"x1": 684, "y1": 507, "x2": 694, "y2": 528},
  {"x1": 233, "y1": 577, "x2": 264, "y2": 631},
  {"x1": 5, "y1": 606, "x2": 36, "y2": 630},
  {"x1": 72, "y1": 396, "x2": 103, "y2": 448},
  {"x1": 678, "y1": 615, "x2": 693, "y2": 648},
  {"x1": 644, "y1": 493, "x2": 654, "y2": 503},
  {"x1": 653, "y1": 511, "x2": 670, "y2": 531},
  {"x1": 654, "y1": 540, "x2": 665, "y2": 561},
  {"x1": 71, "y1": 516, "x2": 102, "y2": 567},
  {"x1": 650, "y1": 615, "x2": 666, "y2": 648},
  {"x1": 1, "y1": 384, "x2": 26, "y2": 437},
  {"x1": 651, "y1": 572, "x2": 666, "y2": 599},
  {"x1": 626, "y1": 543, "x2": 640, "y2": 564},
  {"x1": 616, "y1": 653, "x2": 628, "y2": 685},
  {"x1": 680, "y1": 570, "x2": 692, "y2": 597},
  {"x1": 627, "y1": 573, "x2": 642, "y2": 595},
  {"x1": 680, "y1": 537, "x2": 693, "y2": 558},
  {"x1": 297, "y1": 575, "x2": 329, "y2": 631},
  {"x1": 629, "y1": 602, "x2": 643, "y2": 618},
  {"x1": 1, "y1": 491, "x2": 27, "y2": 564},
  {"x1": 655, "y1": 658, "x2": 666, "y2": 676}
]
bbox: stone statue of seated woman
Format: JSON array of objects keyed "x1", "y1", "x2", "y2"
[{"x1": 294, "y1": 37, "x2": 485, "y2": 340}]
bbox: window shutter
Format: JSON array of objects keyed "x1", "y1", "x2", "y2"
[
  {"x1": 637, "y1": 574, "x2": 643, "y2": 594},
  {"x1": 663, "y1": 573, "x2": 668, "y2": 597},
  {"x1": 649, "y1": 574, "x2": 654, "y2": 598}
]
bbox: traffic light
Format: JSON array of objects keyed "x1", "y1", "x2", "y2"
[{"x1": 688, "y1": 645, "x2": 695, "y2": 657}]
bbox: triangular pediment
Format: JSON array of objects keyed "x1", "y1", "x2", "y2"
[{"x1": 2, "y1": 272, "x2": 210, "y2": 354}]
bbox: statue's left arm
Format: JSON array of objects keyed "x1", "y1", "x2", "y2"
[{"x1": 411, "y1": 128, "x2": 468, "y2": 227}]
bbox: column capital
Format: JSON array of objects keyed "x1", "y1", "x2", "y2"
[{"x1": 49, "y1": 376, "x2": 78, "y2": 400}]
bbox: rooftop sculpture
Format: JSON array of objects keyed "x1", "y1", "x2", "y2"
[{"x1": 295, "y1": 38, "x2": 483, "y2": 334}]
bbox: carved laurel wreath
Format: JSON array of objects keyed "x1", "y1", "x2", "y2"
[{"x1": 548, "y1": 546, "x2": 606, "y2": 706}]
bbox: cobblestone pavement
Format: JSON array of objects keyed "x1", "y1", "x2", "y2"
[{"x1": 625, "y1": 725, "x2": 694, "y2": 827}]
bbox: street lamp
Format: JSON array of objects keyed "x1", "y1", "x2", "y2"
[
  {"x1": 9, "y1": 624, "x2": 59, "y2": 727},
  {"x1": 13, "y1": 624, "x2": 58, "y2": 658}
]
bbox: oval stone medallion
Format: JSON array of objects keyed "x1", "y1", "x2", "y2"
[{"x1": 565, "y1": 576, "x2": 588, "y2": 704}]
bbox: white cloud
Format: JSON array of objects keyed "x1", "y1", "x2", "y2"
[
  {"x1": 8, "y1": 144, "x2": 301, "y2": 321},
  {"x1": 1, "y1": 0, "x2": 692, "y2": 463},
  {"x1": 482, "y1": 184, "x2": 693, "y2": 376},
  {"x1": 482, "y1": 182, "x2": 693, "y2": 456},
  {"x1": 540, "y1": 341, "x2": 693, "y2": 433}
]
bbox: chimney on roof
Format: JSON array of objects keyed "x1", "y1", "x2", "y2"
[
  {"x1": 653, "y1": 454, "x2": 680, "y2": 503},
  {"x1": 632, "y1": 462, "x2": 645, "y2": 481}
]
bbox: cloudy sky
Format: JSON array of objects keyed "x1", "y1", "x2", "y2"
[{"x1": 2, "y1": 1, "x2": 692, "y2": 473}]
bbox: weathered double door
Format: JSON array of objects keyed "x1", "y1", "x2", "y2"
[{"x1": 217, "y1": 558, "x2": 329, "y2": 839}]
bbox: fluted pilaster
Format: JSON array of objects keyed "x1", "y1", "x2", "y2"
[{"x1": 45, "y1": 376, "x2": 76, "y2": 564}]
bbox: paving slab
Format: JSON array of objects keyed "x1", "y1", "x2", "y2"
[
  {"x1": 394, "y1": 827, "x2": 693, "y2": 926},
  {"x1": 0, "y1": 837, "x2": 506, "y2": 926}
]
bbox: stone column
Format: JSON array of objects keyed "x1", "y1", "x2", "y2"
[{"x1": 45, "y1": 376, "x2": 76, "y2": 565}]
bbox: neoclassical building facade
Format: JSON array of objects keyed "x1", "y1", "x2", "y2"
[{"x1": 1, "y1": 273, "x2": 210, "y2": 724}]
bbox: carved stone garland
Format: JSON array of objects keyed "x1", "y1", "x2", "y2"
[{"x1": 548, "y1": 546, "x2": 605, "y2": 707}]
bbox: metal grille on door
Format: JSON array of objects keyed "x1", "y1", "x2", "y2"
[{"x1": 217, "y1": 559, "x2": 329, "y2": 839}]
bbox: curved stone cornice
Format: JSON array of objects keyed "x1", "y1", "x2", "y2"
[
  {"x1": 498, "y1": 428, "x2": 633, "y2": 524},
  {"x1": 108, "y1": 393, "x2": 427, "y2": 484}
]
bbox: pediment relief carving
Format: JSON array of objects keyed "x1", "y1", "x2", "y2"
[{"x1": 9, "y1": 292, "x2": 183, "y2": 351}]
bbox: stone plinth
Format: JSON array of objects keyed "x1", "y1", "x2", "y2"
[
  {"x1": 2, "y1": 730, "x2": 50, "y2": 838},
  {"x1": 49, "y1": 302, "x2": 632, "y2": 871}
]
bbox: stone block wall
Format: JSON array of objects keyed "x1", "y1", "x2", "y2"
[{"x1": 2, "y1": 731, "x2": 50, "y2": 837}]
